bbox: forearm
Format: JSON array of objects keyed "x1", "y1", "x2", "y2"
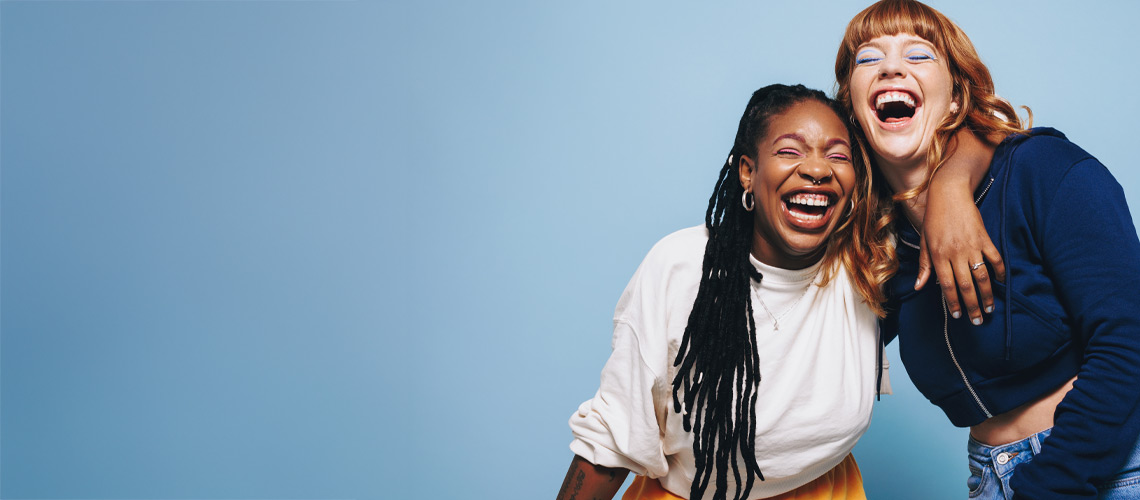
[
  {"x1": 934, "y1": 128, "x2": 994, "y2": 188},
  {"x1": 556, "y1": 455, "x2": 630, "y2": 500},
  {"x1": 1010, "y1": 338, "x2": 1140, "y2": 499},
  {"x1": 920, "y1": 127, "x2": 1004, "y2": 321}
]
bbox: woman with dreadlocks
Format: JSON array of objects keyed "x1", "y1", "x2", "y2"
[{"x1": 557, "y1": 84, "x2": 897, "y2": 500}]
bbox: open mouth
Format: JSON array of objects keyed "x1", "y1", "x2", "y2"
[
  {"x1": 781, "y1": 191, "x2": 836, "y2": 227},
  {"x1": 874, "y1": 90, "x2": 918, "y2": 124}
]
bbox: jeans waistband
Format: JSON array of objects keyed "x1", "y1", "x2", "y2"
[{"x1": 967, "y1": 428, "x2": 1052, "y2": 478}]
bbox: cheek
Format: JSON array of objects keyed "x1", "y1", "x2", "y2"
[
  {"x1": 836, "y1": 164, "x2": 859, "y2": 195},
  {"x1": 848, "y1": 74, "x2": 875, "y2": 123},
  {"x1": 853, "y1": 108, "x2": 875, "y2": 130},
  {"x1": 849, "y1": 70, "x2": 873, "y2": 99}
]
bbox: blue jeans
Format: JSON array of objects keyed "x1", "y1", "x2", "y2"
[{"x1": 967, "y1": 428, "x2": 1140, "y2": 499}]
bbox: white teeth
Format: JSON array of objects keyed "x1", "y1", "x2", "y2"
[
  {"x1": 791, "y1": 212, "x2": 824, "y2": 221},
  {"x1": 786, "y1": 193, "x2": 831, "y2": 207},
  {"x1": 875, "y1": 91, "x2": 916, "y2": 110}
]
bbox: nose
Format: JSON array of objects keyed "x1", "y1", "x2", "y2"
[
  {"x1": 798, "y1": 158, "x2": 833, "y2": 186},
  {"x1": 879, "y1": 53, "x2": 906, "y2": 79}
]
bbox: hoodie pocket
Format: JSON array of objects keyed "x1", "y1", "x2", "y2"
[{"x1": 961, "y1": 280, "x2": 1069, "y2": 378}]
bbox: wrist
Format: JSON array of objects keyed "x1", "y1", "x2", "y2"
[{"x1": 929, "y1": 174, "x2": 974, "y2": 195}]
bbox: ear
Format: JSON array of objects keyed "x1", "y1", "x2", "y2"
[{"x1": 738, "y1": 155, "x2": 754, "y2": 193}]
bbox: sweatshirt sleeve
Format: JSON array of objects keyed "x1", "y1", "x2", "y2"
[
  {"x1": 568, "y1": 319, "x2": 669, "y2": 477},
  {"x1": 1010, "y1": 158, "x2": 1140, "y2": 499}
]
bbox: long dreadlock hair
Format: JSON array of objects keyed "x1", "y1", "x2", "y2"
[{"x1": 671, "y1": 83, "x2": 889, "y2": 500}]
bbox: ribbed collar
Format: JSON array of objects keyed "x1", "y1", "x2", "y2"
[{"x1": 748, "y1": 253, "x2": 824, "y2": 285}]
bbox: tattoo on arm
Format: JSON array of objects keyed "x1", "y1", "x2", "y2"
[
  {"x1": 556, "y1": 459, "x2": 579, "y2": 500},
  {"x1": 557, "y1": 455, "x2": 627, "y2": 500},
  {"x1": 571, "y1": 469, "x2": 585, "y2": 499}
]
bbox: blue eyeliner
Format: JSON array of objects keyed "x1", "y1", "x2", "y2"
[
  {"x1": 856, "y1": 49, "x2": 882, "y2": 65},
  {"x1": 906, "y1": 48, "x2": 937, "y2": 61}
]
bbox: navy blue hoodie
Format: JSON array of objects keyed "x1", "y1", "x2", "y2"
[{"x1": 882, "y1": 129, "x2": 1140, "y2": 498}]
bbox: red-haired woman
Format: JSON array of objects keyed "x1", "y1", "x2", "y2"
[{"x1": 836, "y1": 1, "x2": 1140, "y2": 498}]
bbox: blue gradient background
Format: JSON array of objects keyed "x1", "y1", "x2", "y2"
[{"x1": 2, "y1": 1, "x2": 1136, "y2": 499}]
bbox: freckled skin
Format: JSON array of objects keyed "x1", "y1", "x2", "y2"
[{"x1": 850, "y1": 33, "x2": 956, "y2": 175}]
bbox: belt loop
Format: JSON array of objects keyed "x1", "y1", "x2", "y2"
[{"x1": 1030, "y1": 433, "x2": 1042, "y2": 454}]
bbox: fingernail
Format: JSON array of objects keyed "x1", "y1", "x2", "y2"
[
  {"x1": 952, "y1": 311, "x2": 961, "y2": 319},
  {"x1": 915, "y1": 278, "x2": 921, "y2": 288},
  {"x1": 985, "y1": 305, "x2": 994, "y2": 313},
  {"x1": 972, "y1": 317, "x2": 982, "y2": 326}
]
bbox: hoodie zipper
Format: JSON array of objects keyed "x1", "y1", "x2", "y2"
[
  {"x1": 942, "y1": 295, "x2": 992, "y2": 418},
  {"x1": 975, "y1": 176, "x2": 995, "y2": 204},
  {"x1": 950, "y1": 175, "x2": 994, "y2": 417},
  {"x1": 899, "y1": 175, "x2": 997, "y2": 417}
]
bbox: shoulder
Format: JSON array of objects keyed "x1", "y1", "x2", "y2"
[
  {"x1": 999, "y1": 128, "x2": 1098, "y2": 183},
  {"x1": 640, "y1": 225, "x2": 709, "y2": 269},
  {"x1": 993, "y1": 127, "x2": 1114, "y2": 211},
  {"x1": 647, "y1": 226, "x2": 706, "y2": 258},
  {"x1": 616, "y1": 225, "x2": 708, "y2": 317},
  {"x1": 994, "y1": 128, "x2": 1127, "y2": 236}
]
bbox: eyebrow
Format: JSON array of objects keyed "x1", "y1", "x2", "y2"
[
  {"x1": 773, "y1": 134, "x2": 849, "y2": 149},
  {"x1": 907, "y1": 38, "x2": 937, "y2": 50},
  {"x1": 858, "y1": 36, "x2": 936, "y2": 53},
  {"x1": 773, "y1": 133, "x2": 806, "y2": 144}
]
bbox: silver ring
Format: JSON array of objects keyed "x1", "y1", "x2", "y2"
[{"x1": 970, "y1": 262, "x2": 984, "y2": 271}]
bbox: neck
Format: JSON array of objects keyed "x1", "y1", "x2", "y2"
[
  {"x1": 876, "y1": 155, "x2": 930, "y2": 230},
  {"x1": 894, "y1": 191, "x2": 928, "y2": 231},
  {"x1": 750, "y1": 235, "x2": 824, "y2": 271}
]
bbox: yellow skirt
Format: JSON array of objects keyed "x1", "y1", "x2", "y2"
[{"x1": 622, "y1": 454, "x2": 865, "y2": 500}]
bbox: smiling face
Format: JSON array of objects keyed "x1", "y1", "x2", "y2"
[
  {"x1": 849, "y1": 33, "x2": 957, "y2": 173},
  {"x1": 739, "y1": 99, "x2": 857, "y2": 269}
]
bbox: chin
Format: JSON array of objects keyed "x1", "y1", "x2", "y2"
[
  {"x1": 782, "y1": 235, "x2": 831, "y2": 260},
  {"x1": 871, "y1": 136, "x2": 924, "y2": 168}
]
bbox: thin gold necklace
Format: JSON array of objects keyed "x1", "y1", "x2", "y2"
[{"x1": 752, "y1": 269, "x2": 820, "y2": 331}]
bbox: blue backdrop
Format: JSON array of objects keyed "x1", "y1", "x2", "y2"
[{"x1": 3, "y1": 1, "x2": 1137, "y2": 498}]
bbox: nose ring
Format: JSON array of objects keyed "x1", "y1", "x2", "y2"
[{"x1": 812, "y1": 177, "x2": 822, "y2": 186}]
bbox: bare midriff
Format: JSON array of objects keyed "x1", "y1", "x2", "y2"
[{"x1": 970, "y1": 375, "x2": 1078, "y2": 446}]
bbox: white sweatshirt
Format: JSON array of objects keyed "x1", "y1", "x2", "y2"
[{"x1": 569, "y1": 226, "x2": 888, "y2": 499}]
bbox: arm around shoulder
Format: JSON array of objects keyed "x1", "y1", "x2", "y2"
[{"x1": 921, "y1": 128, "x2": 1005, "y2": 323}]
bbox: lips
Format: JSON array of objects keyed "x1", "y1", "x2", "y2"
[
  {"x1": 781, "y1": 189, "x2": 838, "y2": 230},
  {"x1": 871, "y1": 89, "x2": 921, "y2": 128}
]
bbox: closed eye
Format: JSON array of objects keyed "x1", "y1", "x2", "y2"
[
  {"x1": 828, "y1": 153, "x2": 851, "y2": 161},
  {"x1": 776, "y1": 148, "x2": 802, "y2": 157},
  {"x1": 905, "y1": 48, "x2": 936, "y2": 62},
  {"x1": 856, "y1": 48, "x2": 884, "y2": 66}
]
